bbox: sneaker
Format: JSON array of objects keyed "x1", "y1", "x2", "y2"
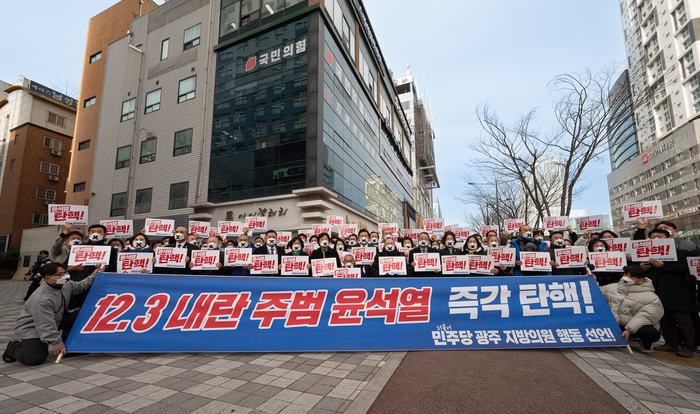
[
  {"x1": 677, "y1": 347, "x2": 695, "y2": 358},
  {"x1": 639, "y1": 344, "x2": 653, "y2": 354},
  {"x1": 654, "y1": 344, "x2": 678, "y2": 353},
  {"x1": 3, "y1": 340, "x2": 18, "y2": 363}
]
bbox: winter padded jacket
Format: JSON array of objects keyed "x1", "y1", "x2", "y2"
[{"x1": 601, "y1": 278, "x2": 664, "y2": 334}]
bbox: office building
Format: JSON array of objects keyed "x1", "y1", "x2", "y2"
[
  {"x1": 87, "y1": 0, "x2": 416, "y2": 233},
  {"x1": 608, "y1": 70, "x2": 639, "y2": 170}
]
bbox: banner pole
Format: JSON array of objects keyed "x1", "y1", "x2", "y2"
[
  {"x1": 55, "y1": 353, "x2": 64, "y2": 364},
  {"x1": 625, "y1": 345, "x2": 633, "y2": 355}
]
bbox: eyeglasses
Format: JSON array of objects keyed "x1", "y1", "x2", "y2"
[{"x1": 54, "y1": 272, "x2": 68, "y2": 277}]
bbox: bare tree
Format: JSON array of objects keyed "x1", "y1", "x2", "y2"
[
  {"x1": 50, "y1": 77, "x2": 79, "y2": 98},
  {"x1": 459, "y1": 173, "x2": 527, "y2": 231}
]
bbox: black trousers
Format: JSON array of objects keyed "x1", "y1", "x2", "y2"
[
  {"x1": 660, "y1": 309, "x2": 696, "y2": 349},
  {"x1": 7, "y1": 339, "x2": 48, "y2": 366},
  {"x1": 23, "y1": 278, "x2": 41, "y2": 301},
  {"x1": 630, "y1": 325, "x2": 661, "y2": 349}
]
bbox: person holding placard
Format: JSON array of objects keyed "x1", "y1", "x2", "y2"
[
  {"x1": 601, "y1": 266, "x2": 664, "y2": 353},
  {"x1": 369, "y1": 231, "x2": 380, "y2": 247},
  {"x1": 634, "y1": 219, "x2": 697, "y2": 250},
  {"x1": 586, "y1": 239, "x2": 623, "y2": 286},
  {"x1": 439, "y1": 232, "x2": 463, "y2": 256},
  {"x1": 126, "y1": 233, "x2": 152, "y2": 253},
  {"x1": 49, "y1": 223, "x2": 84, "y2": 265},
  {"x1": 547, "y1": 231, "x2": 591, "y2": 277},
  {"x1": 509, "y1": 225, "x2": 547, "y2": 276},
  {"x1": 346, "y1": 233, "x2": 359, "y2": 248},
  {"x1": 68, "y1": 224, "x2": 117, "y2": 309},
  {"x1": 463, "y1": 235, "x2": 485, "y2": 255},
  {"x1": 189, "y1": 236, "x2": 226, "y2": 275},
  {"x1": 253, "y1": 230, "x2": 283, "y2": 276},
  {"x1": 335, "y1": 239, "x2": 347, "y2": 253},
  {"x1": 342, "y1": 253, "x2": 356, "y2": 268},
  {"x1": 162, "y1": 227, "x2": 195, "y2": 275},
  {"x1": 282, "y1": 236, "x2": 311, "y2": 277},
  {"x1": 574, "y1": 230, "x2": 600, "y2": 247},
  {"x1": 638, "y1": 229, "x2": 696, "y2": 358},
  {"x1": 310, "y1": 233, "x2": 341, "y2": 268},
  {"x1": 408, "y1": 232, "x2": 442, "y2": 277},
  {"x1": 370, "y1": 238, "x2": 405, "y2": 277}
]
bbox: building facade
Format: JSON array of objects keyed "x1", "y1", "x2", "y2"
[
  {"x1": 65, "y1": 0, "x2": 157, "y2": 207},
  {"x1": 87, "y1": 0, "x2": 417, "y2": 233},
  {"x1": 0, "y1": 79, "x2": 77, "y2": 250},
  {"x1": 608, "y1": 70, "x2": 638, "y2": 170},
  {"x1": 610, "y1": 0, "x2": 700, "y2": 239}
]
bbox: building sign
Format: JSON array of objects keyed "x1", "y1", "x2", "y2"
[
  {"x1": 244, "y1": 37, "x2": 307, "y2": 72},
  {"x1": 28, "y1": 81, "x2": 78, "y2": 108},
  {"x1": 642, "y1": 139, "x2": 673, "y2": 163}
]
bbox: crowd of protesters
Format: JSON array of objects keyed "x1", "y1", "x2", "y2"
[{"x1": 3, "y1": 217, "x2": 699, "y2": 365}]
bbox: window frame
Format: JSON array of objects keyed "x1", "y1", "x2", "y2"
[
  {"x1": 140, "y1": 138, "x2": 157, "y2": 164},
  {"x1": 39, "y1": 161, "x2": 60, "y2": 175},
  {"x1": 169, "y1": 181, "x2": 189, "y2": 210},
  {"x1": 78, "y1": 140, "x2": 90, "y2": 151},
  {"x1": 135, "y1": 188, "x2": 153, "y2": 214},
  {"x1": 173, "y1": 128, "x2": 193, "y2": 156},
  {"x1": 43, "y1": 136, "x2": 63, "y2": 151},
  {"x1": 110, "y1": 193, "x2": 126, "y2": 217},
  {"x1": 73, "y1": 182, "x2": 86, "y2": 193},
  {"x1": 183, "y1": 23, "x2": 201, "y2": 51},
  {"x1": 161, "y1": 38, "x2": 169, "y2": 60},
  {"x1": 121, "y1": 98, "x2": 136, "y2": 122},
  {"x1": 89, "y1": 52, "x2": 102, "y2": 63},
  {"x1": 178, "y1": 75, "x2": 197, "y2": 103},
  {"x1": 145, "y1": 89, "x2": 161, "y2": 114},
  {"x1": 115, "y1": 145, "x2": 131, "y2": 169},
  {"x1": 36, "y1": 187, "x2": 56, "y2": 200},
  {"x1": 32, "y1": 213, "x2": 49, "y2": 225},
  {"x1": 84, "y1": 96, "x2": 96, "y2": 108}
]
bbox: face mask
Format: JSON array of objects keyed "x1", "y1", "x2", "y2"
[
  {"x1": 206, "y1": 243, "x2": 218, "y2": 250},
  {"x1": 371, "y1": 237, "x2": 378, "y2": 244},
  {"x1": 344, "y1": 262, "x2": 353, "y2": 268},
  {"x1": 133, "y1": 240, "x2": 147, "y2": 249},
  {"x1": 238, "y1": 241, "x2": 249, "y2": 248},
  {"x1": 329, "y1": 244, "x2": 335, "y2": 249},
  {"x1": 621, "y1": 276, "x2": 635, "y2": 286},
  {"x1": 489, "y1": 242, "x2": 499, "y2": 248},
  {"x1": 593, "y1": 246, "x2": 606, "y2": 252},
  {"x1": 445, "y1": 240, "x2": 454, "y2": 247},
  {"x1": 348, "y1": 240, "x2": 356, "y2": 246},
  {"x1": 68, "y1": 239, "x2": 81, "y2": 246},
  {"x1": 553, "y1": 239, "x2": 564, "y2": 247},
  {"x1": 89, "y1": 233, "x2": 104, "y2": 242},
  {"x1": 384, "y1": 235, "x2": 393, "y2": 240},
  {"x1": 535, "y1": 236, "x2": 543, "y2": 241},
  {"x1": 432, "y1": 245, "x2": 440, "y2": 250},
  {"x1": 292, "y1": 244, "x2": 302, "y2": 252},
  {"x1": 336, "y1": 245, "x2": 344, "y2": 251},
  {"x1": 192, "y1": 240, "x2": 201, "y2": 247},
  {"x1": 385, "y1": 245, "x2": 395, "y2": 252},
  {"x1": 404, "y1": 244, "x2": 411, "y2": 249},
  {"x1": 320, "y1": 240, "x2": 329, "y2": 247},
  {"x1": 53, "y1": 274, "x2": 70, "y2": 285},
  {"x1": 360, "y1": 237, "x2": 368, "y2": 244},
  {"x1": 266, "y1": 238, "x2": 276, "y2": 246},
  {"x1": 418, "y1": 240, "x2": 429, "y2": 247},
  {"x1": 468, "y1": 243, "x2": 477, "y2": 250},
  {"x1": 174, "y1": 233, "x2": 185, "y2": 241},
  {"x1": 255, "y1": 242, "x2": 263, "y2": 248},
  {"x1": 523, "y1": 232, "x2": 533, "y2": 239}
]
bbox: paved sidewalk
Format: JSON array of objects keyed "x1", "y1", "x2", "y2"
[{"x1": 0, "y1": 280, "x2": 403, "y2": 414}]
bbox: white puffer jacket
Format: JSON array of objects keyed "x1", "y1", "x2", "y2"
[{"x1": 601, "y1": 278, "x2": 664, "y2": 334}]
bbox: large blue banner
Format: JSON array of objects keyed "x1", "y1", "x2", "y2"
[{"x1": 65, "y1": 274, "x2": 627, "y2": 352}]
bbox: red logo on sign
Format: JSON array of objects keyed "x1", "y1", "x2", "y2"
[
  {"x1": 325, "y1": 50, "x2": 333, "y2": 65},
  {"x1": 246, "y1": 57, "x2": 257, "y2": 71},
  {"x1": 642, "y1": 153, "x2": 649, "y2": 163}
]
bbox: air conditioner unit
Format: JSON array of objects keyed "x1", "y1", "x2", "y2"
[
  {"x1": 44, "y1": 200, "x2": 52, "y2": 205},
  {"x1": 51, "y1": 150, "x2": 62, "y2": 156},
  {"x1": 48, "y1": 175, "x2": 59, "y2": 182}
]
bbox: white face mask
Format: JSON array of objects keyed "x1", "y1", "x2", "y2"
[
  {"x1": 348, "y1": 240, "x2": 357, "y2": 246},
  {"x1": 238, "y1": 241, "x2": 249, "y2": 248},
  {"x1": 329, "y1": 244, "x2": 335, "y2": 249},
  {"x1": 174, "y1": 233, "x2": 186, "y2": 241},
  {"x1": 418, "y1": 240, "x2": 429, "y2": 247},
  {"x1": 68, "y1": 239, "x2": 81, "y2": 246},
  {"x1": 292, "y1": 244, "x2": 302, "y2": 252},
  {"x1": 523, "y1": 232, "x2": 533, "y2": 239},
  {"x1": 489, "y1": 242, "x2": 499, "y2": 248},
  {"x1": 468, "y1": 243, "x2": 477, "y2": 250},
  {"x1": 384, "y1": 235, "x2": 393, "y2": 240},
  {"x1": 371, "y1": 237, "x2": 378, "y2": 244},
  {"x1": 206, "y1": 243, "x2": 218, "y2": 250},
  {"x1": 621, "y1": 276, "x2": 635, "y2": 286},
  {"x1": 320, "y1": 240, "x2": 329, "y2": 247},
  {"x1": 266, "y1": 238, "x2": 276, "y2": 246},
  {"x1": 553, "y1": 239, "x2": 564, "y2": 247},
  {"x1": 360, "y1": 237, "x2": 368, "y2": 244},
  {"x1": 53, "y1": 274, "x2": 70, "y2": 285},
  {"x1": 535, "y1": 236, "x2": 543, "y2": 241},
  {"x1": 344, "y1": 262, "x2": 353, "y2": 268},
  {"x1": 445, "y1": 240, "x2": 454, "y2": 247},
  {"x1": 385, "y1": 244, "x2": 395, "y2": 252},
  {"x1": 404, "y1": 244, "x2": 412, "y2": 249},
  {"x1": 255, "y1": 242, "x2": 263, "y2": 248},
  {"x1": 89, "y1": 233, "x2": 104, "y2": 242},
  {"x1": 593, "y1": 246, "x2": 606, "y2": 252},
  {"x1": 132, "y1": 240, "x2": 147, "y2": 249},
  {"x1": 336, "y1": 245, "x2": 344, "y2": 251}
]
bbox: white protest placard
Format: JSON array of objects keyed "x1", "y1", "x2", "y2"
[
  {"x1": 487, "y1": 247, "x2": 516, "y2": 267},
  {"x1": 313, "y1": 224, "x2": 331, "y2": 235},
  {"x1": 189, "y1": 221, "x2": 211, "y2": 237},
  {"x1": 154, "y1": 247, "x2": 187, "y2": 268},
  {"x1": 399, "y1": 247, "x2": 411, "y2": 260},
  {"x1": 311, "y1": 258, "x2": 336, "y2": 277},
  {"x1": 302, "y1": 244, "x2": 317, "y2": 255},
  {"x1": 554, "y1": 246, "x2": 588, "y2": 268},
  {"x1": 444, "y1": 224, "x2": 459, "y2": 233},
  {"x1": 209, "y1": 227, "x2": 219, "y2": 238},
  {"x1": 145, "y1": 219, "x2": 175, "y2": 237},
  {"x1": 246, "y1": 217, "x2": 268, "y2": 233},
  {"x1": 326, "y1": 215, "x2": 344, "y2": 227},
  {"x1": 602, "y1": 238, "x2": 631, "y2": 255},
  {"x1": 401, "y1": 229, "x2": 420, "y2": 241},
  {"x1": 378, "y1": 256, "x2": 407, "y2": 275},
  {"x1": 334, "y1": 268, "x2": 362, "y2": 278},
  {"x1": 631, "y1": 239, "x2": 677, "y2": 262},
  {"x1": 467, "y1": 255, "x2": 495, "y2": 275},
  {"x1": 281, "y1": 256, "x2": 310, "y2": 276},
  {"x1": 424, "y1": 218, "x2": 444, "y2": 234},
  {"x1": 589, "y1": 252, "x2": 627, "y2": 272},
  {"x1": 224, "y1": 248, "x2": 253, "y2": 266},
  {"x1": 117, "y1": 252, "x2": 153, "y2": 274},
  {"x1": 48, "y1": 204, "x2": 89, "y2": 225},
  {"x1": 101, "y1": 220, "x2": 133, "y2": 239},
  {"x1": 687, "y1": 257, "x2": 700, "y2": 280},
  {"x1": 504, "y1": 219, "x2": 526, "y2": 233},
  {"x1": 379, "y1": 223, "x2": 399, "y2": 236},
  {"x1": 544, "y1": 216, "x2": 569, "y2": 231},
  {"x1": 441, "y1": 255, "x2": 470, "y2": 275},
  {"x1": 339, "y1": 224, "x2": 358, "y2": 237},
  {"x1": 68, "y1": 245, "x2": 112, "y2": 266},
  {"x1": 351, "y1": 247, "x2": 376, "y2": 266},
  {"x1": 298, "y1": 229, "x2": 314, "y2": 238},
  {"x1": 479, "y1": 225, "x2": 499, "y2": 239},
  {"x1": 455, "y1": 228, "x2": 470, "y2": 241},
  {"x1": 414, "y1": 253, "x2": 441, "y2": 272},
  {"x1": 277, "y1": 232, "x2": 292, "y2": 247},
  {"x1": 576, "y1": 215, "x2": 605, "y2": 232},
  {"x1": 219, "y1": 221, "x2": 243, "y2": 237},
  {"x1": 520, "y1": 252, "x2": 552, "y2": 272},
  {"x1": 191, "y1": 250, "x2": 220, "y2": 270},
  {"x1": 623, "y1": 201, "x2": 663, "y2": 221},
  {"x1": 251, "y1": 254, "x2": 278, "y2": 275}
]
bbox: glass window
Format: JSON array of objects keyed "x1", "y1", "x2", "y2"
[
  {"x1": 140, "y1": 139, "x2": 157, "y2": 164},
  {"x1": 40, "y1": 161, "x2": 60, "y2": 175},
  {"x1": 240, "y1": 0, "x2": 260, "y2": 27},
  {"x1": 10, "y1": 159, "x2": 14, "y2": 170},
  {"x1": 74, "y1": 182, "x2": 86, "y2": 192},
  {"x1": 78, "y1": 140, "x2": 90, "y2": 151},
  {"x1": 178, "y1": 76, "x2": 197, "y2": 103},
  {"x1": 145, "y1": 89, "x2": 161, "y2": 114},
  {"x1": 184, "y1": 23, "x2": 201, "y2": 50},
  {"x1": 121, "y1": 98, "x2": 136, "y2": 121},
  {"x1": 110, "y1": 193, "x2": 126, "y2": 216},
  {"x1": 174, "y1": 129, "x2": 193, "y2": 156},
  {"x1": 220, "y1": 0, "x2": 239, "y2": 37},
  {"x1": 350, "y1": 30, "x2": 355, "y2": 61},
  {"x1": 32, "y1": 214, "x2": 49, "y2": 225},
  {"x1": 135, "y1": 188, "x2": 153, "y2": 214},
  {"x1": 342, "y1": 18, "x2": 350, "y2": 49},
  {"x1": 116, "y1": 145, "x2": 131, "y2": 169},
  {"x1": 23, "y1": 256, "x2": 30, "y2": 267},
  {"x1": 262, "y1": 0, "x2": 284, "y2": 18},
  {"x1": 161, "y1": 38, "x2": 169, "y2": 60},
  {"x1": 89, "y1": 52, "x2": 101, "y2": 63},
  {"x1": 84, "y1": 96, "x2": 96, "y2": 108},
  {"x1": 43, "y1": 136, "x2": 63, "y2": 151},
  {"x1": 36, "y1": 188, "x2": 56, "y2": 200},
  {"x1": 47, "y1": 112, "x2": 66, "y2": 127},
  {"x1": 169, "y1": 182, "x2": 189, "y2": 210}
]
